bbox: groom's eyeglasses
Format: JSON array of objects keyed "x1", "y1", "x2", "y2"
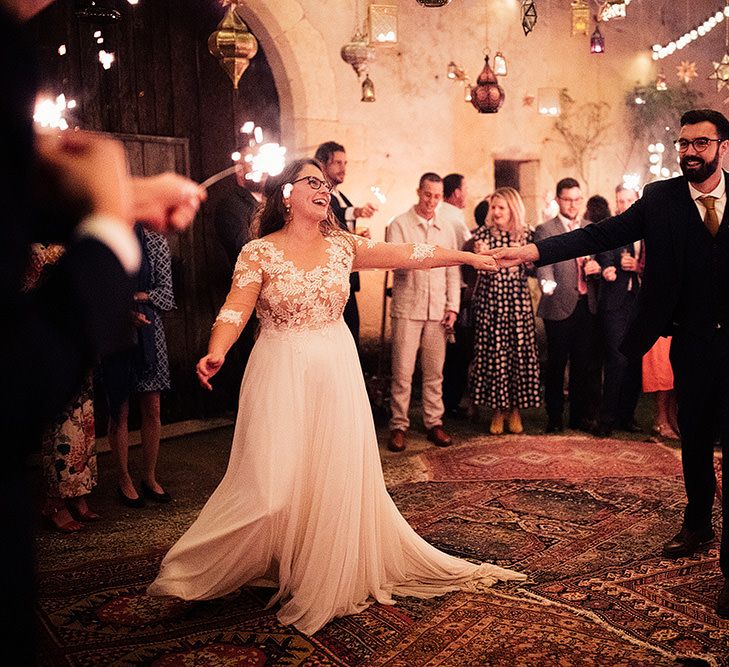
[
  {"x1": 674, "y1": 137, "x2": 722, "y2": 153},
  {"x1": 292, "y1": 176, "x2": 334, "y2": 193}
]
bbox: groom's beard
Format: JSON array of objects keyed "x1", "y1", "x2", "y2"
[{"x1": 681, "y1": 150, "x2": 721, "y2": 183}]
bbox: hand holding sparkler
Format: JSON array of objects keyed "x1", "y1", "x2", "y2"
[
  {"x1": 35, "y1": 130, "x2": 132, "y2": 223},
  {"x1": 130, "y1": 173, "x2": 206, "y2": 233}
]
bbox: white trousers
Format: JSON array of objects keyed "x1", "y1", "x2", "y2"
[{"x1": 389, "y1": 318, "x2": 447, "y2": 431}]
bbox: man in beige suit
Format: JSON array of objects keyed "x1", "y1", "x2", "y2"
[{"x1": 386, "y1": 173, "x2": 460, "y2": 452}]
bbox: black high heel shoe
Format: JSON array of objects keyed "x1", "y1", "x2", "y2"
[
  {"x1": 117, "y1": 486, "x2": 145, "y2": 508},
  {"x1": 141, "y1": 480, "x2": 172, "y2": 503}
]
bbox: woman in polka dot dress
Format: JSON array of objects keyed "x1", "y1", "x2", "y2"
[{"x1": 469, "y1": 187, "x2": 541, "y2": 434}]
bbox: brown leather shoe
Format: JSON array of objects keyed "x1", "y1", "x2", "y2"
[
  {"x1": 427, "y1": 426, "x2": 453, "y2": 447},
  {"x1": 388, "y1": 429, "x2": 407, "y2": 452},
  {"x1": 662, "y1": 525, "x2": 715, "y2": 558}
]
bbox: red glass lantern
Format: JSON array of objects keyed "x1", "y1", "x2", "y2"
[{"x1": 470, "y1": 55, "x2": 505, "y2": 113}]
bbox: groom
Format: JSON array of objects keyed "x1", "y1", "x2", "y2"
[{"x1": 493, "y1": 108, "x2": 729, "y2": 618}]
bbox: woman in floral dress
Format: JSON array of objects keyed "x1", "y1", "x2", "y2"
[
  {"x1": 24, "y1": 244, "x2": 99, "y2": 532},
  {"x1": 469, "y1": 187, "x2": 541, "y2": 435}
]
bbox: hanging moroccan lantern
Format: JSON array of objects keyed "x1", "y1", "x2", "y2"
[
  {"x1": 415, "y1": 0, "x2": 452, "y2": 6},
  {"x1": 470, "y1": 55, "x2": 505, "y2": 113},
  {"x1": 590, "y1": 23, "x2": 605, "y2": 53},
  {"x1": 208, "y1": 4, "x2": 259, "y2": 89},
  {"x1": 361, "y1": 74, "x2": 376, "y2": 102},
  {"x1": 493, "y1": 51, "x2": 508, "y2": 76},
  {"x1": 341, "y1": 30, "x2": 376, "y2": 78},
  {"x1": 570, "y1": 0, "x2": 590, "y2": 36}
]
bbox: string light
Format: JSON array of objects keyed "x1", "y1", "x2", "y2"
[{"x1": 652, "y1": 7, "x2": 727, "y2": 60}]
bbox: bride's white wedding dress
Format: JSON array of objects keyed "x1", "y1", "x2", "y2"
[{"x1": 148, "y1": 233, "x2": 525, "y2": 634}]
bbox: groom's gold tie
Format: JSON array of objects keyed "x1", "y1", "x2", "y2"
[{"x1": 698, "y1": 195, "x2": 720, "y2": 237}]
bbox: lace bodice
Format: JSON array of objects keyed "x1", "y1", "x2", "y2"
[
  {"x1": 217, "y1": 235, "x2": 359, "y2": 332},
  {"x1": 213, "y1": 231, "x2": 456, "y2": 337}
]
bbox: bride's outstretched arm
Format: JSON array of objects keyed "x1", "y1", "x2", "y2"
[
  {"x1": 350, "y1": 236, "x2": 497, "y2": 272},
  {"x1": 196, "y1": 247, "x2": 262, "y2": 390}
]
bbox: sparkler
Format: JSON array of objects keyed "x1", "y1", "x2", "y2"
[
  {"x1": 200, "y1": 121, "x2": 287, "y2": 190},
  {"x1": 34, "y1": 93, "x2": 76, "y2": 130},
  {"x1": 370, "y1": 186, "x2": 387, "y2": 204}
]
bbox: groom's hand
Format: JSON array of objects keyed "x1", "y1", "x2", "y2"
[{"x1": 491, "y1": 243, "x2": 540, "y2": 268}]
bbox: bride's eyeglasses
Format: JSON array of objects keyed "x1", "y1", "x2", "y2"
[{"x1": 292, "y1": 175, "x2": 334, "y2": 194}]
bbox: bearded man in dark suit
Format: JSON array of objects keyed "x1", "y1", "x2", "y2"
[{"x1": 493, "y1": 108, "x2": 729, "y2": 619}]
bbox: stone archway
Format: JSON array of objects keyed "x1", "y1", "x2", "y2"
[{"x1": 236, "y1": 1, "x2": 339, "y2": 155}]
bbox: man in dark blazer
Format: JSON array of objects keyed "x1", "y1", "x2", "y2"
[
  {"x1": 535, "y1": 178, "x2": 602, "y2": 433},
  {"x1": 314, "y1": 141, "x2": 377, "y2": 349},
  {"x1": 213, "y1": 163, "x2": 264, "y2": 269},
  {"x1": 494, "y1": 109, "x2": 729, "y2": 618},
  {"x1": 212, "y1": 163, "x2": 264, "y2": 407},
  {"x1": 594, "y1": 185, "x2": 643, "y2": 437}
]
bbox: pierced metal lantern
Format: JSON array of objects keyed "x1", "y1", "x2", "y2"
[
  {"x1": 361, "y1": 74, "x2": 376, "y2": 102},
  {"x1": 341, "y1": 30, "x2": 376, "y2": 78},
  {"x1": 470, "y1": 55, "x2": 505, "y2": 114},
  {"x1": 208, "y1": 4, "x2": 259, "y2": 89}
]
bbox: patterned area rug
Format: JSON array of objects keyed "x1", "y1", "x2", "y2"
[{"x1": 35, "y1": 435, "x2": 729, "y2": 666}]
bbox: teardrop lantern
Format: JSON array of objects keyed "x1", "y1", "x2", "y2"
[
  {"x1": 340, "y1": 29, "x2": 376, "y2": 78},
  {"x1": 208, "y1": 4, "x2": 259, "y2": 89},
  {"x1": 470, "y1": 55, "x2": 505, "y2": 113}
]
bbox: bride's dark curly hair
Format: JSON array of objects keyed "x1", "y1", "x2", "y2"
[{"x1": 253, "y1": 158, "x2": 340, "y2": 238}]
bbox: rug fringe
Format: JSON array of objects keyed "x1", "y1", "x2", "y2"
[{"x1": 497, "y1": 587, "x2": 720, "y2": 667}]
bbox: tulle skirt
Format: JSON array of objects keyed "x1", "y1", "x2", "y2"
[{"x1": 148, "y1": 319, "x2": 524, "y2": 634}]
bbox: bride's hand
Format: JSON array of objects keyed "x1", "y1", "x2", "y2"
[
  {"x1": 196, "y1": 353, "x2": 225, "y2": 391},
  {"x1": 469, "y1": 252, "x2": 499, "y2": 272}
]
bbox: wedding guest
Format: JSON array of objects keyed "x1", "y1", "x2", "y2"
[
  {"x1": 643, "y1": 338, "x2": 679, "y2": 439},
  {"x1": 441, "y1": 174, "x2": 474, "y2": 418},
  {"x1": 24, "y1": 244, "x2": 99, "y2": 532},
  {"x1": 534, "y1": 178, "x2": 601, "y2": 434},
  {"x1": 148, "y1": 158, "x2": 524, "y2": 634},
  {"x1": 314, "y1": 141, "x2": 376, "y2": 348},
  {"x1": 593, "y1": 187, "x2": 644, "y2": 437},
  {"x1": 469, "y1": 187, "x2": 540, "y2": 434},
  {"x1": 102, "y1": 225, "x2": 176, "y2": 507},
  {"x1": 386, "y1": 173, "x2": 460, "y2": 451}
]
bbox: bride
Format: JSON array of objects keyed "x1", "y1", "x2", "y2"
[{"x1": 148, "y1": 158, "x2": 526, "y2": 634}]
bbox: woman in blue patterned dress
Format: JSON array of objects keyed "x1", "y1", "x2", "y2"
[
  {"x1": 469, "y1": 187, "x2": 541, "y2": 435},
  {"x1": 103, "y1": 225, "x2": 175, "y2": 506}
]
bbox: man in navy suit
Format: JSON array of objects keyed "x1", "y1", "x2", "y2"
[
  {"x1": 314, "y1": 141, "x2": 377, "y2": 348},
  {"x1": 494, "y1": 109, "x2": 729, "y2": 619},
  {"x1": 593, "y1": 185, "x2": 643, "y2": 437}
]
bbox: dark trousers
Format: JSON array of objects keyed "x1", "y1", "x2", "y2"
[
  {"x1": 343, "y1": 291, "x2": 360, "y2": 350},
  {"x1": 443, "y1": 318, "x2": 473, "y2": 413},
  {"x1": 670, "y1": 329, "x2": 729, "y2": 576},
  {"x1": 599, "y1": 302, "x2": 642, "y2": 427},
  {"x1": 544, "y1": 297, "x2": 601, "y2": 426}
]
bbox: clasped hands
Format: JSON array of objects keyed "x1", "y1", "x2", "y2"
[{"x1": 471, "y1": 240, "x2": 539, "y2": 271}]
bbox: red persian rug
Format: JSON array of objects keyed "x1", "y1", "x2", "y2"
[{"x1": 35, "y1": 435, "x2": 729, "y2": 665}]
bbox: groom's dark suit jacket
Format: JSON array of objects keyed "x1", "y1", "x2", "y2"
[{"x1": 536, "y1": 174, "x2": 729, "y2": 359}]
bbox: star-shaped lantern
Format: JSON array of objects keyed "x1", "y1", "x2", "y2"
[
  {"x1": 709, "y1": 53, "x2": 729, "y2": 92},
  {"x1": 677, "y1": 61, "x2": 698, "y2": 84},
  {"x1": 521, "y1": 0, "x2": 537, "y2": 36}
]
